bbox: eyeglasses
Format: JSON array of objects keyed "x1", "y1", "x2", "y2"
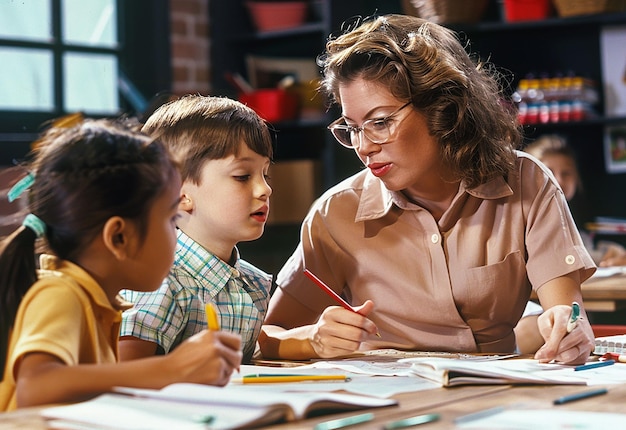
[{"x1": 327, "y1": 102, "x2": 413, "y2": 148}]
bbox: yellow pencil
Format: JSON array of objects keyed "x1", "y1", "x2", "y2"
[
  {"x1": 241, "y1": 375, "x2": 349, "y2": 384},
  {"x1": 205, "y1": 302, "x2": 220, "y2": 331}
]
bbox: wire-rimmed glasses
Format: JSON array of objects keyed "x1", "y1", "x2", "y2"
[{"x1": 327, "y1": 102, "x2": 413, "y2": 148}]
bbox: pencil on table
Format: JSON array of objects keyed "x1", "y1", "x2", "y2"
[{"x1": 241, "y1": 374, "x2": 350, "y2": 384}]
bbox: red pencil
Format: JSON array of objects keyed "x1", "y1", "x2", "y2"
[
  {"x1": 303, "y1": 269, "x2": 355, "y2": 312},
  {"x1": 303, "y1": 269, "x2": 381, "y2": 337}
]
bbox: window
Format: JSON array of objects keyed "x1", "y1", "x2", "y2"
[
  {"x1": 0, "y1": 0, "x2": 170, "y2": 164},
  {"x1": 1, "y1": 0, "x2": 119, "y2": 114}
]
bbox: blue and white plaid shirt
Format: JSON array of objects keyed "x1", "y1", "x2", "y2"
[{"x1": 120, "y1": 229, "x2": 271, "y2": 363}]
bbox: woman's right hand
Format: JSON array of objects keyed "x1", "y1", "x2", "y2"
[
  {"x1": 166, "y1": 330, "x2": 242, "y2": 386},
  {"x1": 309, "y1": 300, "x2": 378, "y2": 358}
]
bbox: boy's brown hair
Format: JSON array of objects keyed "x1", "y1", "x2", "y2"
[{"x1": 142, "y1": 95, "x2": 274, "y2": 184}]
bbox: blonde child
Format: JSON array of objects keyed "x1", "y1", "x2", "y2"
[
  {"x1": 0, "y1": 119, "x2": 242, "y2": 410},
  {"x1": 525, "y1": 135, "x2": 583, "y2": 210},
  {"x1": 119, "y1": 95, "x2": 273, "y2": 364}
]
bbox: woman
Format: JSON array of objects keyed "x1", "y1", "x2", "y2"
[{"x1": 259, "y1": 15, "x2": 596, "y2": 365}]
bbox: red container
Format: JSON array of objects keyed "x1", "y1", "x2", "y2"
[
  {"x1": 246, "y1": 1, "x2": 308, "y2": 32},
  {"x1": 239, "y1": 89, "x2": 299, "y2": 123},
  {"x1": 503, "y1": 0, "x2": 551, "y2": 21}
]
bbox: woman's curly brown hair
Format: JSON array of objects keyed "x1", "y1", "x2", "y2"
[{"x1": 318, "y1": 14, "x2": 522, "y2": 188}]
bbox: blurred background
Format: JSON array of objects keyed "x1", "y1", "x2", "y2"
[{"x1": 2, "y1": 0, "x2": 626, "y2": 278}]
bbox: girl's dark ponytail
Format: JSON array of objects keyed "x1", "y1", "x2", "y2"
[
  {"x1": 0, "y1": 225, "x2": 39, "y2": 375},
  {"x1": 0, "y1": 117, "x2": 176, "y2": 379}
]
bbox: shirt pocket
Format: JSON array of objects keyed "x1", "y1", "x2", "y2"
[{"x1": 460, "y1": 250, "x2": 529, "y2": 322}]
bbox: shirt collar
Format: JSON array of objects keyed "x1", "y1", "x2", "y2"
[
  {"x1": 38, "y1": 254, "x2": 131, "y2": 313},
  {"x1": 355, "y1": 171, "x2": 513, "y2": 222},
  {"x1": 174, "y1": 229, "x2": 243, "y2": 294}
]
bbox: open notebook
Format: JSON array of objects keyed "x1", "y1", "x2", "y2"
[
  {"x1": 401, "y1": 358, "x2": 588, "y2": 387},
  {"x1": 40, "y1": 383, "x2": 397, "y2": 429}
]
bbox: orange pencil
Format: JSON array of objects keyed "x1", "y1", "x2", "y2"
[{"x1": 205, "y1": 302, "x2": 220, "y2": 331}]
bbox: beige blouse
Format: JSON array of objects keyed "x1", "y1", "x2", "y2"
[{"x1": 275, "y1": 151, "x2": 596, "y2": 353}]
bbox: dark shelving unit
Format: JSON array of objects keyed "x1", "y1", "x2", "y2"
[
  {"x1": 455, "y1": 11, "x2": 626, "y2": 222},
  {"x1": 210, "y1": 1, "x2": 626, "y2": 276}
]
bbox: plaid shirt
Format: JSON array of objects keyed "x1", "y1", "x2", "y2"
[{"x1": 120, "y1": 230, "x2": 271, "y2": 363}]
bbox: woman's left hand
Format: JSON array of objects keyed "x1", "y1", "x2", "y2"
[{"x1": 534, "y1": 304, "x2": 595, "y2": 365}]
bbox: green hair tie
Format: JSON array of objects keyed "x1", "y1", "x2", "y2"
[
  {"x1": 8, "y1": 173, "x2": 34, "y2": 203},
  {"x1": 23, "y1": 214, "x2": 46, "y2": 238}
]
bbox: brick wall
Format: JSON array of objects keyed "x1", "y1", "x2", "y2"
[{"x1": 169, "y1": 0, "x2": 210, "y2": 95}]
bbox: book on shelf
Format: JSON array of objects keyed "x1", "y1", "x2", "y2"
[
  {"x1": 40, "y1": 383, "x2": 398, "y2": 429},
  {"x1": 585, "y1": 217, "x2": 626, "y2": 235},
  {"x1": 402, "y1": 358, "x2": 587, "y2": 387}
]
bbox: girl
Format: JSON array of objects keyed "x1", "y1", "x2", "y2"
[{"x1": 0, "y1": 119, "x2": 241, "y2": 410}]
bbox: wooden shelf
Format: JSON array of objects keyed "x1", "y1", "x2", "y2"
[
  {"x1": 452, "y1": 12, "x2": 626, "y2": 33},
  {"x1": 233, "y1": 22, "x2": 328, "y2": 41}
]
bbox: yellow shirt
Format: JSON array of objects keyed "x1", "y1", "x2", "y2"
[{"x1": 0, "y1": 255, "x2": 127, "y2": 411}]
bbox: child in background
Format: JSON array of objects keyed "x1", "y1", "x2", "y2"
[
  {"x1": 525, "y1": 134, "x2": 625, "y2": 265},
  {"x1": 119, "y1": 95, "x2": 273, "y2": 364},
  {"x1": 0, "y1": 119, "x2": 242, "y2": 410},
  {"x1": 599, "y1": 245, "x2": 626, "y2": 267},
  {"x1": 524, "y1": 135, "x2": 587, "y2": 221},
  {"x1": 516, "y1": 134, "x2": 626, "y2": 351}
]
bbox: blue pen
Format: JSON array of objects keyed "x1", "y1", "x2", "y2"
[
  {"x1": 553, "y1": 388, "x2": 608, "y2": 405},
  {"x1": 574, "y1": 359, "x2": 615, "y2": 371},
  {"x1": 384, "y1": 413, "x2": 440, "y2": 429},
  {"x1": 313, "y1": 413, "x2": 375, "y2": 430}
]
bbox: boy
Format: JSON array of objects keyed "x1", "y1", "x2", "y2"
[{"x1": 119, "y1": 95, "x2": 273, "y2": 363}]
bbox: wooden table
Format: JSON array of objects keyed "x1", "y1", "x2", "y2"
[
  {"x1": 529, "y1": 274, "x2": 626, "y2": 312},
  {"x1": 4, "y1": 382, "x2": 624, "y2": 429},
  {"x1": 581, "y1": 274, "x2": 626, "y2": 312},
  {"x1": 263, "y1": 383, "x2": 625, "y2": 429}
]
